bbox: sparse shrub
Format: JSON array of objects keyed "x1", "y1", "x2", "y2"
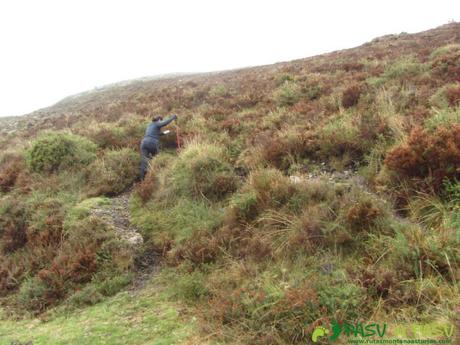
[
  {"x1": 385, "y1": 124, "x2": 460, "y2": 191},
  {"x1": 445, "y1": 84, "x2": 460, "y2": 107},
  {"x1": 316, "y1": 277, "x2": 364, "y2": 320},
  {"x1": 368, "y1": 57, "x2": 426, "y2": 87},
  {"x1": 225, "y1": 190, "x2": 258, "y2": 223},
  {"x1": 171, "y1": 141, "x2": 238, "y2": 201},
  {"x1": 85, "y1": 123, "x2": 133, "y2": 149},
  {"x1": 429, "y1": 44, "x2": 460, "y2": 60},
  {"x1": 346, "y1": 199, "x2": 381, "y2": 231},
  {"x1": 430, "y1": 45, "x2": 460, "y2": 83},
  {"x1": 341, "y1": 83, "x2": 362, "y2": 108},
  {"x1": 209, "y1": 84, "x2": 229, "y2": 97},
  {"x1": 424, "y1": 107, "x2": 460, "y2": 130},
  {"x1": 25, "y1": 195, "x2": 66, "y2": 247},
  {"x1": 274, "y1": 81, "x2": 301, "y2": 106},
  {"x1": 316, "y1": 111, "x2": 366, "y2": 165},
  {"x1": 304, "y1": 84, "x2": 322, "y2": 100},
  {"x1": 246, "y1": 168, "x2": 296, "y2": 209},
  {"x1": 26, "y1": 132, "x2": 97, "y2": 174},
  {"x1": 67, "y1": 285, "x2": 103, "y2": 307},
  {"x1": 430, "y1": 83, "x2": 460, "y2": 109},
  {"x1": 86, "y1": 148, "x2": 140, "y2": 196},
  {"x1": 205, "y1": 264, "x2": 323, "y2": 344},
  {"x1": 0, "y1": 153, "x2": 25, "y2": 192},
  {"x1": 94, "y1": 274, "x2": 132, "y2": 296},
  {"x1": 275, "y1": 73, "x2": 294, "y2": 86},
  {"x1": 135, "y1": 170, "x2": 157, "y2": 203},
  {"x1": 170, "y1": 269, "x2": 210, "y2": 303},
  {"x1": 168, "y1": 230, "x2": 219, "y2": 266},
  {"x1": 16, "y1": 277, "x2": 50, "y2": 312},
  {"x1": 0, "y1": 198, "x2": 28, "y2": 253},
  {"x1": 131, "y1": 195, "x2": 223, "y2": 245},
  {"x1": 260, "y1": 133, "x2": 310, "y2": 170}
]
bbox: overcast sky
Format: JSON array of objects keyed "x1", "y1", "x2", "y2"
[{"x1": 0, "y1": 0, "x2": 458, "y2": 117}]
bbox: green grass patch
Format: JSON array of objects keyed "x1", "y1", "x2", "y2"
[{"x1": 0, "y1": 282, "x2": 199, "y2": 345}]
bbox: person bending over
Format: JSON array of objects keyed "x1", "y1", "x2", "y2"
[{"x1": 139, "y1": 114, "x2": 177, "y2": 180}]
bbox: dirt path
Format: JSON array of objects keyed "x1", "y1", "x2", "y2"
[
  {"x1": 90, "y1": 189, "x2": 143, "y2": 246},
  {"x1": 90, "y1": 188, "x2": 159, "y2": 290}
]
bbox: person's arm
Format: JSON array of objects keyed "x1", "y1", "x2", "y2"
[{"x1": 157, "y1": 114, "x2": 177, "y2": 128}]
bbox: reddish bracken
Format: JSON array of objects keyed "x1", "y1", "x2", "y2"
[{"x1": 385, "y1": 124, "x2": 460, "y2": 191}]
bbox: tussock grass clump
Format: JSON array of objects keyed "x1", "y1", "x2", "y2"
[
  {"x1": 170, "y1": 141, "x2": 239, "y2": 201},
  {"x1": 26, "y1": 132, "x2": 97, "y2": 174},
  {"x1": 225, "y1": 168, "x2": 295, "y2": 225},
  {"x1": 86, "y1": 148, "x2": 140, "y2": 196},
  {"x1": 316, "y1": 111, "x2": 367, "y2": 166}
]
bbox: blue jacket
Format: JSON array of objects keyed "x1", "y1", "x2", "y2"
[{"x1": 144, "y1": 115, "x2": 177, "y2": 141}]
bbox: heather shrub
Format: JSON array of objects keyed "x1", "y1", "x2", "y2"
[
  {"x1": 341, "y1": 83, "x2": 362, "y2": 108},
  {"x1": 85, "y1": 148, "x2": 140, "y2": 196},
  {"x1": 26, "y1": 132, "x2": 97, "y2": 174},
  {"x1": 385, "y1": 124, "x2": 460, "y2": 191}
]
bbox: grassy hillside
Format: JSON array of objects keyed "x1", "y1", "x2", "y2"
[{"x1": 1, "y1": 23, "x2": 459, "y2": 344}]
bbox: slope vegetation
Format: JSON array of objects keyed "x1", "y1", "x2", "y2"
[{"x1": 0, "y1": 23, "x2": 459, "y2": 344}]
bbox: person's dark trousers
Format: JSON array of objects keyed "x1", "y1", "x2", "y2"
[{"x1": 139, "y1": 137, "x2": 159, "y2": 180}]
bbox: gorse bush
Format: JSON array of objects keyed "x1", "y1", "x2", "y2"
[{"x1": 26, "y1": 132, "x2": 97, "y2": 173}]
